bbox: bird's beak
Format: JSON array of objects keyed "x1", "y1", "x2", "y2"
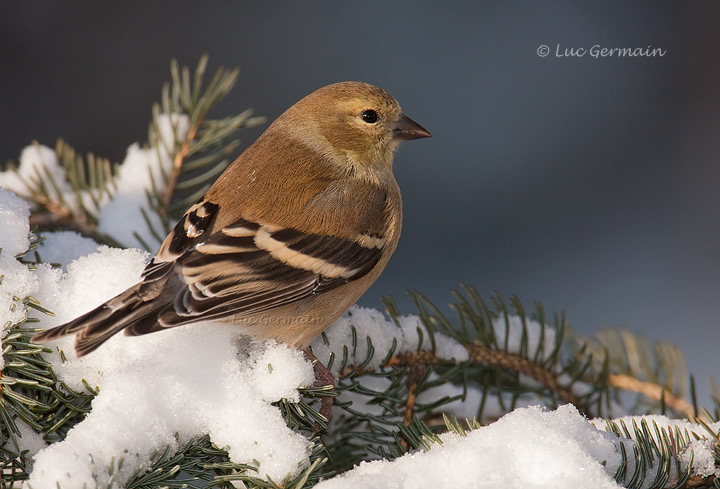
[{"x1": 393, "y1": 114, "x2": 432, "y2": 141}]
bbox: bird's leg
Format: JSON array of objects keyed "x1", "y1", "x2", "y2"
[{"x1": 302, "y1": 347, "x2": 336, "y2": 432}]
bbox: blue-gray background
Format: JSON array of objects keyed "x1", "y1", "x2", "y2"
[{"x1": 2, "y1": 2, "x2": 719, "y2": 406}]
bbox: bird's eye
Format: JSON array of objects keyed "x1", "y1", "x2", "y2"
[{"x1": 361, "y1": 109, "x2": 379, "y2": 124}]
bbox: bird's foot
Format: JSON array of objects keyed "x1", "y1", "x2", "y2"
[{"x1": 303, "y1": 348, "x2": 336, "y2": 434}]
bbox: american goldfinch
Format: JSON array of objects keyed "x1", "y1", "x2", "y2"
[{"x1": 33, "y1": 81, "x2": 431, "y2": 359}]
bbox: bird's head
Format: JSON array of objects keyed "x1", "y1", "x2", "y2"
[{"x1": 282, "y1": 81, "x2": 431, "y2": 177}]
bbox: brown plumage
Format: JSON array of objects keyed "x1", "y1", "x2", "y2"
[{"x1": 32, "y1": 81, "x2": 431, "y2": 357}]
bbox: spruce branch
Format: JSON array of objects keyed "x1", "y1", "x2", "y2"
[
  {"x1": 581, "y1": 326, "x2": 700, "y2": 420},
  {"x1": 308, "y1": 288, "x2": 616, "y2": 476},
  {"x1": 338, "y1": 344, "x2": 587, "y2": 422},
  {"x1": 147, "y1": 55, "x2": 265, "y2": 232},
  {"x1": 5, "y1": 139, "x2": 121, "y2": 246},
  {"x1": 3, "y1": 55, "x2": 264, "y2": 250},
  {"x1": 602, "y1": 417, "x2": 715, "y2": 489},
  {"x1": 4, "y1": 261, "x2": 720, "y2": 487},
  {"x1": 440, "y1": 413, "x2": 719, "y2": 489},
  {"x1": 359, "y1": 345, "x2": 587, "y2": 413},
  {"x1": 401, "y1": 288, "x2": 603, "y2": 416}
]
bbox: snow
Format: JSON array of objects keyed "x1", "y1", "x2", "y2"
[
  {"x1": 308, "y1": 308, "x2": 472, "y2": 428},
  {"x1": 493, "y1": 314, "x2": 556, "y2": 359},
  {"x1": 27, "y1": 249, "x2": 315, "y2": 487},
  {"x1": 0, "y1": 188, "x2": 35, "y2": 369},
  {"x1": 310, "y1": 306, "x2": 469, "y2": 375},
  {"x1": 37, "y1": 231, "x2": 101, "y2": 269},
  {"x1": 14, "y1": 419, "x2": 48, "y2": 463},
  {"x1": 683, "y1": 438, "x2": 718, "y2": 479},
  {"x1": 308, "y1": 308, "x2": 563, "y2": 425},
  {"x1": 0, "y1": 143, "x2": 107, "y2": 219},
  {"x1": 591, "y1": 415, "x2": 720, "y2": 481},
  {"x1": 317, "y1": 405, "x2": 623, "y2": 489},
  {"x1": 0, "y1": 187, "x2": 316, "y2": 488},
  {"x1": 0, "y1": 114, "x2": 190, "y2": 251},
  {"x1": 98, "y1": 113, "x2": 190, "y2": 248},
  {"x1": 28, "y1": 331, "x2": 315, "y2": 488},
  {"x1": 0, "y1": 144, "x2": 65, "y2": 202}
]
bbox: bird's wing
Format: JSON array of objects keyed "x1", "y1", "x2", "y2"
[{"x1": 125, "y1": 200, "x2": 386, "y2": 335}]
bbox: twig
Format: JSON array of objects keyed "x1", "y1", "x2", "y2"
[
  {"x1": 161, "y1": 123, "x2": 199, "y2": 211},
  {"x1": 399, "y1": 362, "x2": 426, "y2": 451},
  {"x1": 684, "y1": 475, "x2": 714, "y2": 488},
  {"x1": 29, "y1": 211, "x2": 124, "y2": 249},
  {"x1": 29, "y1": 210, "x2": 96, "y2": 237},
  {"x1": 464, "y1": 344, "x2": 586, "y2": 413},
  {"x1": 341, "y1": 346, "x2": 588, "y2": 416},
  {"x1": 609, "y1": 373, "x2": 695, "y2": 419}
]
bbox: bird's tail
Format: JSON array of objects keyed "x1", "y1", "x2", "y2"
[{"x1": 32, "y1": 284, "x2": 164, "y2": 357}]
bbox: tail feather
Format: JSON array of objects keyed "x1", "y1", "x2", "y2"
[
  {"x1": 31, "y1": 306, "x2": 112, "y2": 344},
  {"x1": 122, "y1": 304, "x2": 177, "y2": 337},
  {"x1": 73, "y1": 321, "x2": 131, "y2": 357},
  {"x1": 31, "y1": 285, "x2": 139, "y2": 344},
  {"x1": 31, "y1": 284, "x2": 174, "y2": 357}
]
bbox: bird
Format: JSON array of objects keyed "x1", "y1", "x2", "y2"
[{"x1": 32, "y1": 82, "x2": 430, "y2": 410}]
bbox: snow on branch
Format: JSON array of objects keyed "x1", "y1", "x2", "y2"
[{"x1": 0, "y1": 54, "x2": 264, "y2": 251}]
